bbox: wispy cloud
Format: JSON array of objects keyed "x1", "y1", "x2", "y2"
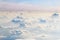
[{"x1": 0, "y1": 0, "x2": 60, "y2": 12}]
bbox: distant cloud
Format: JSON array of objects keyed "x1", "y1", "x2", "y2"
[
  {"x1": 0, "y1": 3, "x2": 42, "y2": 10},
  {"x1": 0, "y1": 0, "x2": 60, "y2": 12}
]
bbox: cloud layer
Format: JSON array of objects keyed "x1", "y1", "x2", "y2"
[{"x1": 0, "y1": 0, "x2": 60, "y2": 12}]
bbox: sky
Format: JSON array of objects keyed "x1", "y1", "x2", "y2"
[{"x1": 0, "y1": 0, "x2": 60, "y2": 12}]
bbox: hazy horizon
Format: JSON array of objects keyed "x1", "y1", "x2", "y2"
[{"x1": 0, "y1": 0, "x2": 60, "y2": 12}]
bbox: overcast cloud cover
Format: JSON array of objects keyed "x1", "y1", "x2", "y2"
[{"x1": 0, "y1": 0, "x2": 60, "y2": 12}]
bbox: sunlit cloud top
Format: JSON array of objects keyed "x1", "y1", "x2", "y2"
[{"x1": 0, "y1": 0, "x2": 60, "y2": 12}]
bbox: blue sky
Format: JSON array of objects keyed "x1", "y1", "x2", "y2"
[{"x1": 0, "y1": 0, "x2": 60, "y2": 11}]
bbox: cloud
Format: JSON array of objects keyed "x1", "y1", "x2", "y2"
[
  {"x1": 0, "y1": 2, "x2": 43, "y2": 11},
  {"x1": 0, "y1": 0, "x2": 60, "y2": 12}
]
